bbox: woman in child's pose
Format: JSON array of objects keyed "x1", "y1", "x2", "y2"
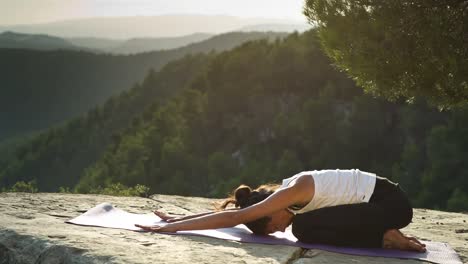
[{"x1": 136, "y1": 169, "x2": 426, "y2": 252}]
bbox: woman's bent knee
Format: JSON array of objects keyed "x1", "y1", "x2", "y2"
[
  {"x1": 391, "y1": 194, "x2": 413, "y2": 229},
  {"x1": 399, "y1": 206, "x2": 413, "y2": 228}
]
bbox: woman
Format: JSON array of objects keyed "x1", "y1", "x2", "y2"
[{"x1": 136, "y1": 169, "x2": 426, "y2": 252}]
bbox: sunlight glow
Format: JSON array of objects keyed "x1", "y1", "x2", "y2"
[{"x1": 0, "y1": 0, "x2": 306, "y2": 25}]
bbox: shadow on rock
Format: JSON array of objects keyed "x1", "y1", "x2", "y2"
[{"x1": 0, "y1": 229, "x2": 113, "y2": 264}]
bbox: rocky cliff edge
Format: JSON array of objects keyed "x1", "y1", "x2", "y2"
[{"x1": 0, "y1": 193, "x2": 467, "y2": 264}]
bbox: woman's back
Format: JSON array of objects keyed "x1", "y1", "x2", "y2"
[{"x1": 282, "y1": 169, "x2": 377, "y2": 213}]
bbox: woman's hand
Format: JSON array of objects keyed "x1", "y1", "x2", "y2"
[
  {"x1": 134, "y1": 223, "x2": 179, "y2": 233},
  {"x1": 154, "y1": 210, "x2": 176, "y2": 222},
  {"x1": 153, "y1": 210, "x2": 185, "y2": 223}
]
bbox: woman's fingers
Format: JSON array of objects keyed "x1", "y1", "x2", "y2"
[
  {"x1": 153, "y1": 210, "x2": 167, "y2": 217},
  {"x1": 409, "y1": 240, "x2": 427, "y2": 252},
  {"x1": 398, "y1": 230, "x2": 426, "y2": 248},
  {"x1": 408, "y1": 237, "x2": 426, "y2": 247},
  {"x1": 404, "y1": 234, "x2": 424, "y2": 245},
  {"x1": 153, "y1": 210, "x2": 173, "y2": 221}
]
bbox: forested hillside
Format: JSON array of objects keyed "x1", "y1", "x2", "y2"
[
  {"x1": 0, "y1": 31, "x2": 287, "y2": 142},
  {"x1": 1, "y1": 30, "x2": 467, "y2": 211},
  {"x1": 0, "y1": 53, "x2": 214, "y2": 191},
  {"x1": 0, "y1": 31, "x2": 82, "y2": 51}
]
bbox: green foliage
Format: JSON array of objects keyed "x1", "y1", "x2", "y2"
[
  {"x1": 2, "y1": 30, "x2": 467, "y2": 212},
  {"x1": 0, "y1": 32, "x2": 287, "y2": 142},
  {"x1": 277, "y1": 150, "x2": 303, "y2": 179},
  {"x1": 447, "y1": 188, "x2": 468, "y2": 212},
  {"x1": 2, "y1": 180, "x2": 38, "y2": 193},
  {"x1": 207, "y1": 152, "x2": 240, "y2": 196},
  {"x1": 84, "y1": 183, "x2": 150, "y2": 197},
  {"x1": 416, "y1": 106, "x2": 468, "y2": 209},
  {"x1": 0, "y1": 52, "x2": 215, "y2": 192},
  {"x1": 392, "y1": 143, "x2": 424, "y2": 200},
  {"x1": 304, "y1": 0, "x2": 468, "y2": 108},
  {"x1": 74, "y1": 31, "x2": 352, "y2": 197},
  {"x1": 58, "y1": 186, "x2": 72, "y2": 193}
]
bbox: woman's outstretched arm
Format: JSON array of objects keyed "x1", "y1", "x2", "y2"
[
  {"x1": 154, "y1": 208, "x2": 238, "y2": 223},
  {"x1": 136, "y1": 176, "x2": 314, "y2": 232}
]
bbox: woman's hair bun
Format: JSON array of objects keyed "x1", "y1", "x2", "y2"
[
  {"x1": 215, "y1": 183, "x2": 279, "y2": 212},
  {"x1": 234, "y1": 185, "x2": 252, "y2": 208}
]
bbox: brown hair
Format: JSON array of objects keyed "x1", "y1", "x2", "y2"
[{"x1": 217, "y1": 183, "x2": 280, "y2": 235}]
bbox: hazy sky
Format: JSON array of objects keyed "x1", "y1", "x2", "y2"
[{"x1": 0, "y1": 0, "x2": 306, "y2": 25}]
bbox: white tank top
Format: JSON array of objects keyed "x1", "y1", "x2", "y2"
[{"x1": 281, "y1": 169, "x2": 376, "y2": 214}]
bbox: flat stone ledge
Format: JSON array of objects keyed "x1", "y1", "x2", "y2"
[
  {"x1": 0, "y1": 193, "x2": 299, "y2": 264},
  {"x1": 0, "y1": 192, "x2": 466, "y2": 263},
  {"x1": 293, "y1": 249, "x2": 423, "y2": 264}
]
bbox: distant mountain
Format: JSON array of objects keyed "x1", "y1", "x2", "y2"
[
  {"x1": 66, "y1": 37, "x2": 123, "y2": 51},
  {"x1": 0, "y1": 31, "x2": 82, "y2": 51},
  {"x1": 239, "y1": 23, "x2": 312, "y2": 32},
  {"x1": 109, "y1": 33, "x2": 214, "y2": 54},
  {"x1": 68, "y1": 33, "x2": 215, "y2": 54},
  {"x1": 0, "y1": 31, "x2": 288, "y2": 142},
  {"x1": 0, "y1": 15, "x2": 305, "y2": 39},
  {"x1": 0, "y1": 32, "x2": 214, "y2": 54}
]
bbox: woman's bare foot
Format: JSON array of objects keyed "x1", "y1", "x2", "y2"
[{"x1": 382, "y1": 229, "x2": 427, "y2": 252}]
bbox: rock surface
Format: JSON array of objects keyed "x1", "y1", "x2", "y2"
[{"x1": 0, "y1": 192, "x2": 466, "y2": 264}]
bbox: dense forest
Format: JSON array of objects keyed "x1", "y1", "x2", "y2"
[
  {"x1": 1, "y1": 30, "x2": 467, "y2": 211},
  {"x1": 0, "y1": 31, "x2": 287, "y2": 141},
  {"x1": 0, "y1": 53, "x2": 214, "y2": 191}
]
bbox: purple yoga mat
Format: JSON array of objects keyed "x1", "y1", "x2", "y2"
[{"x1": 66, "y1": 203, "x2": 462, "y2": 264}]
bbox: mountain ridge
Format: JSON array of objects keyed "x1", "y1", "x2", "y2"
[
  {"x1": 0, "y1": 14, "x2": 309, "y2": 39},
  {"x1": 0, "y1": 31, "x2": 288, "y2": 142},
  {"x1": 0, "y1": 31, "x2": 84, "y2": 51},
  {"x1": 0, "y1": 31, "x2": 216, "y2": 54}
]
